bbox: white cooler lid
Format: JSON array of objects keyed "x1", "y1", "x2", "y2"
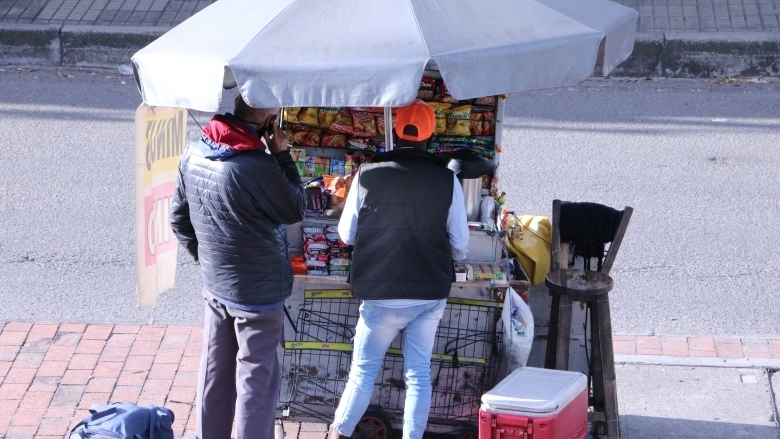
[{"x1": 481, "y1": 367, "x2": 587, "y2": 414}]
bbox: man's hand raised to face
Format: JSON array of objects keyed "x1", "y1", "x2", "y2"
[{"x1": 263, "y1": 117, "x2": 288, "y2": 155}]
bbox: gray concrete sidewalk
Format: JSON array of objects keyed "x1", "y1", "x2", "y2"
[
  {"x1": 2, "y1": 0, "x2": 780, "y2": 76},
  {"x1": 616, "y1": 364, "x2": 779, "y2": 439}
]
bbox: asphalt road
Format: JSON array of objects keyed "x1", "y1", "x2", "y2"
[{"x1": 1, "y1": 67, "x2": 778, "y2": 337}]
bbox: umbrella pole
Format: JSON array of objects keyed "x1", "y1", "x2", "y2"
[{"x1": 384, "y1": 107, "x2": 393, "y2": 151}]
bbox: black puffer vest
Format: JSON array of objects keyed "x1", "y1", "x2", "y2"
[{"x1": 350, "y1": 148, "x2": 455, "y2": 300}]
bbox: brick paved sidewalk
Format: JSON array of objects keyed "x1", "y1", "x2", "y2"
[
  {"x1": 3, "y1": 0, "x2": 780, "y2": 33},
  {"x1": 1, "y1": 321, "x2": 779, "y2": 438},
  {"x1": 612, "y1": 334, "x2": 780, "y2": 358}
]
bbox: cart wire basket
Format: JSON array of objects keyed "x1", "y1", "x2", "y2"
[{"x1": 279, "y1": 290, "x2": 504, "y2": 435}]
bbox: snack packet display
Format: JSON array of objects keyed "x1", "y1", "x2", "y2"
[
  {"x1": 449, "y1": 105, "x2": 472, "y2": 120},
  {"x1": 314, "y1": 157, "x2": 331, "y2": 177},
  {"x1": 304, "y1": 186, "x2": 324, "y2": 215},
  {"x1": 300, "y1": 107, "x2": 320, "y2": 126},
  {"x1": 376, "y1": 114, "x2": 385, "y2": 136},
  {"x1": 438, "y1": 81, "x2": 459, "y2": 103},
  {"x1": 417, "y1": 77, "x2": 437, "y2": 100},
  {"x1": 304, "y1": 157, "x2": 316, "y2": 177},
  {"x1": 426, "y1": 101, "x2": 450, "y2": 119},
  {"x1": 290, "y1": 256, "x2": 307, "y2": 275},
  {"x1": 290, "y1": 148, "x2": 306, "y2": 176},
  {"x1": 322, "y1": 132, "x2": 347, "y2": 149},
  {"x1": 431, "y1": 136, "x2": 495, "y2": 158},
  {"x1": 330, "y1": 158, "x2": 346, "y2": 176},
  {"x1": 292, "y1": 125, "x2": 322, "y2": 147},
  {"x1": 345, "y1": 153, "x2": 355, "y2": 175},
  {"x1": 318, "y1": 107, "x2": 340, "y2": 128},
  {"x1": 352, "y1": 107, "x2": 384, "y2": 113},
  {"x1": 290, "y1": 148, "x2": 306, "y2": 162},
  {"x1": 446, "y1": 118, "x2": 472, "y2": 136},
  {"x1": 347, "y1": 140, "x2": 377, "y2": 153},
  {"x1": 284, "y1": 108, "x2": 302, "y2": 124},
  {"x1": 474, "y1": 96, "x2": 497, "y2": 106},
  {"x1": 435, "y1": 118, "x2": 446, "y2": 135},
  {"x1": 470, "y1": 120, "x2": 484, "y2": 136},
  {"x1": 329, "y1": 108, "x2": 354, "y2": 134},
  {"x1": 482, "y1": 119, "x2": 495, "y2": 136},
  {"x1": 352, "y1": 111, "x2": 378, "y2": 137}
]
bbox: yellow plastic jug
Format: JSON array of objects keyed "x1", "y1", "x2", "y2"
[{"x1": 503, "y1": 215, "x2": 552, "y2": 286}]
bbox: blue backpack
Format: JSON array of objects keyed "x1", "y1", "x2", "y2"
[{"x1": 69, "y1": 403, "x2": 175, "y2": 439}]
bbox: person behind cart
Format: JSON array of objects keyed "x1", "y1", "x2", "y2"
[
  {"x1": 170, "y1": 96, "x2": 306, "y2": 439},
  {"x1": 331, "y1": 100, "x2": 469, "y2": 439}
]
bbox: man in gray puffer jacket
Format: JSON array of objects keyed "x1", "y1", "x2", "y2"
[{"x1": 170, "y1": 96, "x2": 305, "y2": 439}]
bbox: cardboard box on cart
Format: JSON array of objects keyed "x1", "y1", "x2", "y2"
[{"x1": 479, "y1": 367, "x2": 588, "y2": 439}]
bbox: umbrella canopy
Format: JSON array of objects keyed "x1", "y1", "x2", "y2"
[{"x1": 132, "y1": 0, "x2": 637, "y2": 112}]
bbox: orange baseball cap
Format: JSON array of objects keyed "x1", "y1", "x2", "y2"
[{"x1": 395, "y1": 99, "x2": 435, "y2": 142}]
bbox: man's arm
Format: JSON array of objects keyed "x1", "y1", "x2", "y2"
[
  {"x1": 337, "y1": 169, "x2": 361, "y2": 245},
  {"x1": 170, "y1": 163, "x2": 199, "y2": 261},
  {"x1": 447, "y1": 175, "x2": 469, "y2": 261},
  {"x1": 254, "y1": 150, "x2": 306, "y2": 224},
  {"x1": 254, "y1": 124, "x2": 306, "y2": 224}
]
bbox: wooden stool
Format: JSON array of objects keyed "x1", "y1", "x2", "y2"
[{"x1": 545, "y1": 269, "x2": 619, "y2": 439}]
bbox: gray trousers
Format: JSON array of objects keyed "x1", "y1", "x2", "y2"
[{"x1": 197, "y1": 293, "x2": 283, "y2": 439}]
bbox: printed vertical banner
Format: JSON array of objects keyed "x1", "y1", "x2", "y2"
[{"x1": 134, "y1": 104, "x2": 187, "y2": 307}]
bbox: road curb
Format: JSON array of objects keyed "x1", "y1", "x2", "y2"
[
  {"x1": 61, "y1": 25, "x2": 167, "y2": 67},
  {"x1": 3, "y1": 25, "x2": 780, "y2": 78},
  {"x1": 616, "y1": 354, "x2": 780, "y2": 369},
  {"x1": 0, "y1": 23, "x2": 167, "y2": 68},
  {"x1": 613, "y1": 31, "x2": 780, "y2": 77},
  {"x1": 0, "y1": 23, "x2": 61, "y2": 65}
]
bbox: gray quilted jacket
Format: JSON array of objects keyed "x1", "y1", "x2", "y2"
[{"x1": 170, "y1": 115, "x2": 305, "y2": 306}]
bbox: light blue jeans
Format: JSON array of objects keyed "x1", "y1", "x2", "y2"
[{"x1": 332, "y1": 299, "x2": 447, "y2": 439}]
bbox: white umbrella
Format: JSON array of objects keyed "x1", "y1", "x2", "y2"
[{"x1": 132, "y1": 0, "x2": 637, "y2": 112}]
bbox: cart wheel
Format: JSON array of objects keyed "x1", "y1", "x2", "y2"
[
  {"x1": 456, "y1": 429, "x2": 478, "y2": 439},
  {"x1": 274, "y1": 420, "x2": 285, "y2": 439},
  {"x1": 352, "y1": 411, "x2": 391, "y2": 439}
]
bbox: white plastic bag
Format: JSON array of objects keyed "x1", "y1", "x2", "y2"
[{"x1": 502, "y1": 286, "x2": 534, "y2": 370}]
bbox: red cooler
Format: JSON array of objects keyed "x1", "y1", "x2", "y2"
[{"x1": 479, "y1": 367, "x2": 588, "y2": 439}]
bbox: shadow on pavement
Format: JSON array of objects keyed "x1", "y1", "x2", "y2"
[{"x1": 620, "y1": 415, "x2": 780, "y2": 439}]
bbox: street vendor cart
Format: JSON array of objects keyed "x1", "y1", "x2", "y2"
[
  {"x1": 274, "y1": 71, "x2": 516, "y2": 438},
  {"x1": 130, "y1": 0, "x2": 638, "y2": 437}
]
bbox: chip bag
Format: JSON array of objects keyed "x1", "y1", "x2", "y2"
[
  {"x1": 284, "y1": 108, "x2": 302, "y2": 124},
  {"x1": 449, "y1": 105, "x2": 472, "y2": 120},
  {"x1": 352, "y1": 111, "x2": 378, "y2": 137},
  {"x1": 417, "y1": 77, "x2": 437, "y2": 100},
  {"x1": 446, "y1": 118, "x2": 471, "y2": 136},
  {"x1": 435, "y1": 118, "x2": 446, "y2": 135},
  {"x1": 482, "y1": 119, "x2": 495, "y2": 136},
  {"x1": 470, "y1": 120, "x2": 484, "y2": 136},
  {"x1": 426, "y1": 101, "x2": 450, "y2": 119},
  {"x1": 293, "y1": 125, "x2": 322, "y2": 147},
  {"x1": 376, "y1": 114, "x2": 386, "y2": 136},
  {"x1": 329, "y1": 108, "x2": 354, "y2": 135},
  {"x1": 322, "y1": 132, "x2": 347, "y2": 149},
  {"x1": 300, "y1": 107, "x2": 319, "y2": 126},
  {"x1": 474, "y1": 96, "x2": 497, "y2": 106},
  {"x1": 438, "y1": 81, "x2": 459, "y2": 103},
  {"x1": 318, "y1": 107, "x2": 340, "y2": 129},
  {"x1": 314, "y1": 157, "x2": 330, "y2": 177}
]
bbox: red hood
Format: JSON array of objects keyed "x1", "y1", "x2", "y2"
[{"x1": 202, "y1": 114, "x2": 265, "y2": 152}]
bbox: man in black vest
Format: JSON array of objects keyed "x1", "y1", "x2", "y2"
[{"x1": 330, "y1": 101, "x2": 469, "y2": 439}]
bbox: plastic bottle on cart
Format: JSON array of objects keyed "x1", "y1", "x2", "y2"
[{"x1": 480, "y1": 196, "x2": 496, "y2": 224}]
